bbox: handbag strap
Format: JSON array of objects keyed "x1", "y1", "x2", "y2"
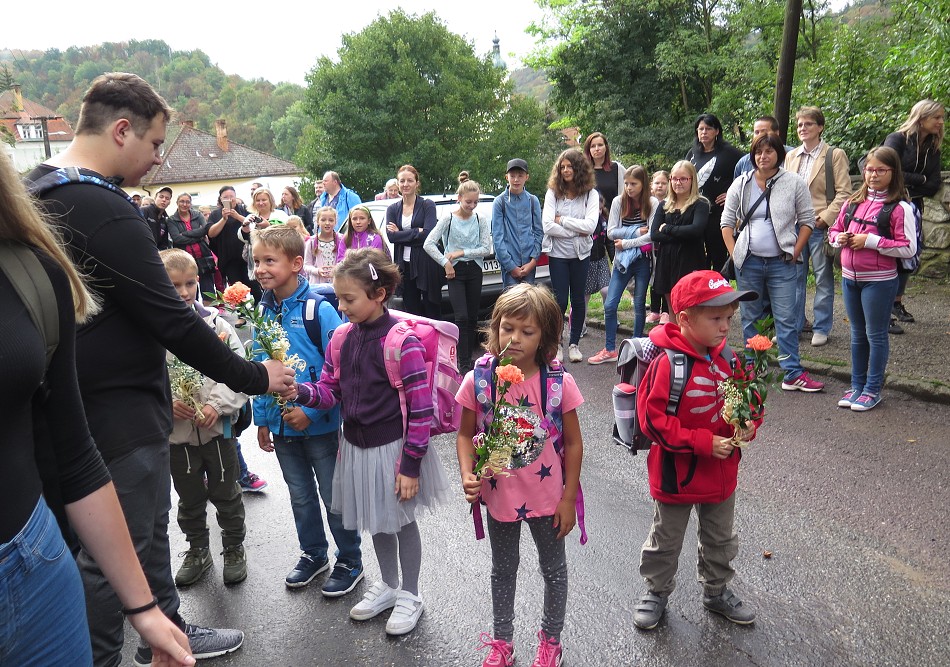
[{"x1": 734, "y1": 173, "x2": 781, "y2": 238}]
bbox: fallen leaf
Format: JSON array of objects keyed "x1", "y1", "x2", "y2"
[{"x1": 763, "y1": 551, "x2": 773, "y2": 559}]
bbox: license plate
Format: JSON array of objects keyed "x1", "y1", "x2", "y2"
[{"x1": 482, "y1": 259, "x2": 500, "y2": 274}]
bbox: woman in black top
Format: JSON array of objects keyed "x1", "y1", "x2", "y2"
[
  {"x1": 386, "y1": 164, "x2": 442, "y2": 318},
  {"x1": 883, "y1": 99, "x2": 945, "y2": 323},
  {"x1": 685, "y1": 113, "x2": 743, "y2": 271},
  {"x1": 0, "y1": 154, "x2": 193, "y2": 666}
]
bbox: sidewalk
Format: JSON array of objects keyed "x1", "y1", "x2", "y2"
[{"x1": 591, "y1": 277, "x2": 950, "y2": 404}]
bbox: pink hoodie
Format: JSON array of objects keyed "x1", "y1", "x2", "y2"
[{"x1": 828, "y1": 192, "x2": 917, "y2": 282}]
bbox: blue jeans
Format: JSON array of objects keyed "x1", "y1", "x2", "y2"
[
  {"x1": 0, "y1": 497, "x2": 91, "y2": 666},
  {"x1": 501, "y1": 266, "x2": 537, "y2": 288},
  {"x1": 274, "y1": 431, "x2": 361, "y2": 566},
  {"x1": 235, "y1": 440, "x2": 250, "y2": 481},
  {"x1": 548, "y1": 256, "x2": 590, "y2": 345},
  {"x1": 797, "y1": 229, "x2": 835, "y2": 335},
  {"x1": 736, "y1": 255, "x2": 804, "y2": 381},
  {"x1": 604, "y1": 255, "x2": 652, "y2": 350},
  {"x1": 841, "y1": 277, "x2": 899, "y2": 396}
]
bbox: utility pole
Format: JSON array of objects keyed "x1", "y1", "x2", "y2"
[{"x1": 773, "y1": 0, "x2": 803, "y2": 143}]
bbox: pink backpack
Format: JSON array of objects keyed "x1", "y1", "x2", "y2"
[{"x1": 330, "y1": 310, "x2": 462, "y2": 436}]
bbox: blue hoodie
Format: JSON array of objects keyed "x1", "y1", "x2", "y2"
[
  {"x1": 491, "y1": 187, "x2": 543, "y2": 275},
  {"x1": 252, "y1": 275, "x2": 341, "y2": 436}
]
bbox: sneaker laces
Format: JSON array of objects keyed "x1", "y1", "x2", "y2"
[
  {"x1": 183, "y1": 623, "x2": 214, "y2": 639},
  {"x1": 478, "y1": 633, "x2": 512, "y2": 665},
  {"x1": 533, "y1": 630, "x2": 560, "y2": 665}
]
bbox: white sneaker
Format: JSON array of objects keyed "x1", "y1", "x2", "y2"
[
  {"x1": 349, "y1": 581, "x2": 397, "y2": 621},
  {"x1": 555, "y1": 345, "x2": 563, "y2": 362},
  {"x1": 568, "y1": 344, "x2": 582, "y2": 363},
  {"x1": 811, "y1": 332, "x2": 828, "y2": 347},
  {"x1": 385, "y1": 591, "x2": 424, "y2": 636}
]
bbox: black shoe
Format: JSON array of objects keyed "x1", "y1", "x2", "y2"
[
  {"x1": 888, "y1": 318, "x2": 904, "y2": 335},
  {"x1": 892, "y1": 302, "x2": 914, "y2": 323},
  {"x1": 321, "y1": 562, "x2": 365, "y2": 597},
  {"x1": 285, "y1": 553, "x2": 330, "y2": 588}
]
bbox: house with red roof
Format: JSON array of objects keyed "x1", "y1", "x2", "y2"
[
  {"x1": 1, "y1": 85, "x2": 75, "y2": 172},
  {"x1": 139, "y1": 119, "x2": 303, "y2": 206}
]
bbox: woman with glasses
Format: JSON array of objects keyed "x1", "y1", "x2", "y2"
[
  {"x1": 827, "y1": 147, "x2": 917, "y2": 411},
  {"x1": 650, "y1": 160, "x2": 710, "y2": 323},
  {"x1": 882, "y1": 99, "x2": 945, "y2": 326},
  {"x1": 685, "y1": 113, "x2": 743, "y2": 271},
  {"x1": 722, "y1": 134, "x2": 822, "y2": 393}
]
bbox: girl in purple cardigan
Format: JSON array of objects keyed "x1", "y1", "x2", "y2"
[
  {"x1": 337, "y1": 205, "x2": 388, "y2": 261},
  {"x1": 284, "y1": 248, "x2": 449, "y2": 637}
]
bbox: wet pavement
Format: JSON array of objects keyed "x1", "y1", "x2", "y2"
[{"x1": 122, "y1": 328, "x2": 950, "y2": 666}]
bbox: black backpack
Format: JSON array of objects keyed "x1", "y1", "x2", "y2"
[{"x1": 842, "y1": 201, "x2": 921, "y2": 274}]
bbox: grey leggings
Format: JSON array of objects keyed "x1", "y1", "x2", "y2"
[
  {"x1": 371, "y1": 521, "x2": 422, "y2": 595},
  {"x1": 487, "y1": 514, "x2": 567, "y2": 641}
]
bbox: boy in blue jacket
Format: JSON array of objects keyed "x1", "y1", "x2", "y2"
[
  {"x1": 252, "y1": 226, "x2": 363, "y2": 595},
  {"x1": 492, "y1": 158, "x2": 543, "y2": 287}
]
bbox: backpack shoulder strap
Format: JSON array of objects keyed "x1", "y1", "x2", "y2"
[
  {"x1": 664, "y1": 349, "x2": 689, "y2": 416},
  {"x1": 302, "y1": 292, "x2": 327, "y2": 357},
  {"x1": 824, "y1": 146, "x2": 836, "y2": 206},
  {"x1": 0, "y1": 243, "x2": 59, "y2": 372},
  {"x1": 876, "y1": 202, "x2": 897, "y2": 239},
  {"x1": 329, "y1": 321, "x2": 354, "y2": 380}
]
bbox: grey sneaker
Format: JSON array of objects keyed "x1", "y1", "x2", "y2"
[
  {"x1": 175, "y1": 547, "x2": 212, "y2": 587},
  {"x1": 702, "y1": 588, "x2": 756, "y2": 624},
  {"x1": 133, "y1": 623, "x2": 244, "y2": 665},
  {"x1": 633, "y1": 591, "x2": 667, "y2": 630},
  {"x1": 223, "y1": 545, "x2": 247, "y2": 585}
]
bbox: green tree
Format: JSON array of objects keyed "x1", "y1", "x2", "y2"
[{"x1": 300, "y1": 10, "x2": 553, "y2": 198}]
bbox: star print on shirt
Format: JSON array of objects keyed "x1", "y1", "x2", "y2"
[
  {"x1": 488, "y1": 477, "x2": 499, "y2": 490},
  {"x1": 515, "y1": 503, "x2": 531, "y2": 520},
  {"x1": 535, "y1": 463, "x2": 553, "y2": 481}
]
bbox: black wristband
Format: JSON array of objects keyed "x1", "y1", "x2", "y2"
[{"x1": 121, "y1": 596, "x2": 159, "y2": 616}]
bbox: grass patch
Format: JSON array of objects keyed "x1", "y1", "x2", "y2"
[{"x1": 584, "y1": 292, "x2": 633, "y2": 321}]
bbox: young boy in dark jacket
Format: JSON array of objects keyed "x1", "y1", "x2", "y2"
[{"x1": 633, "y1": 270, "x2": 759, "y2": 630}]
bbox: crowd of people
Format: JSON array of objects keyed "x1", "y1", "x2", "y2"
[{"x1": 3, "y1": 66, "x2": 944, "y2": 667}]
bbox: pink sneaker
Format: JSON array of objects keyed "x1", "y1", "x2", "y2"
[
  {"x1": 646, "y1": 312, "x2": 661, "y2": 324},
  {"x1": 478, "y1": 633, "x2": 514, "y2": 667},
  {"x1": 239, "y1": 472, "x2": 268, "y2": 493},
  {"x1": 780, "y1": 371, "x2": 825, "y2": 393},
  {"x1": 531, "y1": 630, "x2": 562, "y2": 667},
  {"x1": 659, "y1": 312, "x2": 670, "y2": 325},
  {"x1": 587, "y1": 348, "x2": 619, "y2": 365}
]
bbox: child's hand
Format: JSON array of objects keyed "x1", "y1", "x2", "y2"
[
  {"x1": 395, "y1": 474, "x2": 419, "y2": 502},
  {"x1": 552, "y1": 497, "x2": 577, "y2": 540},
  {"x1": 614, "y1": 239, "x2": 624, "y2": 249},
  {"x1": 735, "y1": 421, "x2": 756, "y2": 442},
  {"x1": 196, "y1": 404, "x2": 219, "y2": 429},
  {"x1": 278, "y1": 382, "x2": 299, "y2": 402},
  {"x1": 282, "y1": 407, "x2": 311, "y2": 431},
  {"x1": 172, "y1": 400, "x2": 196, "y2": 421},
  {"x1": 461, "y1": 472, "x2": 481, "y2": 504},
  {"x1": 712, "y1": 437, "x2": 735, "y2": 459},
  {"x1": 445, "y1": 262, "x2": 456, "y2": 280},
  {"x1": 257, "y1": 426, "x2": 274, "y2": 452}
]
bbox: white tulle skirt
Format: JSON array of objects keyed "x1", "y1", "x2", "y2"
[{"x1": 331, "y1": 436, "x2": 451, "y2": 535}]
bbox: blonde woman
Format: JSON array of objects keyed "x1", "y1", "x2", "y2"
[
  {"x1": 2, "y1": 153, "x2": 193, "y2": 666},
  {"x1": 649, "y1": 160, "x2": 710, "y2": 321},
  {"x1": 883, "y1": 99, "x2": 945, "y2": 325}
]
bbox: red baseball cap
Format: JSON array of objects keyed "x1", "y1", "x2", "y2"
[{"x1": 671, "y1": 270, "x2": 758, "y2": 313}]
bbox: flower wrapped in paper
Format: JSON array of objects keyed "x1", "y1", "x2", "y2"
[{"x1": 718, "y1": 318, "x2": 781, "y2": 447}]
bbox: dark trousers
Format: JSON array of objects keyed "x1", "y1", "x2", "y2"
[
  {"x1": 79, "y1": 442, "x2": 181, "y2": 667},
  {"x1": 402, "y1": 274, "x2": 441, "y2": 319},
  {"x1": 704, "y1": 209, "x2": 728, "y2": 271},
  {"x1": 447, "y1": 260, "x2": 483, "y2": 366},
  {"x1": 169, "y1": 439, "x2": 246, "y2": 549},
  {"x1": 548, "y1": 256, "x2": 590, "y2": 345}
]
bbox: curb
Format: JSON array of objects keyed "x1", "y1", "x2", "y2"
[{"x1": 586, "y1": 318, "x2": 950, "y2": 406}]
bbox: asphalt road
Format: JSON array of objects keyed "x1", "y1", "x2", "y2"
[{"x1": 124, "y1": 330, "x2": 950, "y2": 666}]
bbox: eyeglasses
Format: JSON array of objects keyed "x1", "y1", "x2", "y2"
[
  {"x1": 863, "y1": 167, "x2": 892, "y2": 176},
  {"x1": 797, "y1": 121, "x2": 817, "y2": 128},
  {"x1": 670, "y1": 177, "x2": 691, "y2": 184}
]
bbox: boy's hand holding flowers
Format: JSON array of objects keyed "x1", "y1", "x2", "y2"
[{"x1": 718, "y1": 319, "x2": 779, "y2": 448}]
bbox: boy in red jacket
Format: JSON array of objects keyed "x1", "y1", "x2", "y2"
[{"x1": 633, "y1": 270, "x2": 759, "y2": 631}]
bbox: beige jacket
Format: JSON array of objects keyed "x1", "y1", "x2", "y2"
[
  {"x1": 167, "y1": 307, "x2": 248, "y2": 446},
  {"x1": 784, "y1": 142, "x2": 853, "y2": 228}
]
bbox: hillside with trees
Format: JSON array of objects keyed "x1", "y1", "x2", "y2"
[{"x1": 0, "y1": 41, "x2": 308, "y2": 161}]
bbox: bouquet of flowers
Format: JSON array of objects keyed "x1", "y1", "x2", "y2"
[
  {"x1": 718, "y1": 318, "x2": 780, "y2": 448},
  {"x1": 207, "y1": 282, "x2": 305, "y2": 410},
  {"x1": 167, "y1": 358, "x2": 205, "y2": 422},
  {"x1": 473, "y1": 346, "x2": 551, "y2": 478}
]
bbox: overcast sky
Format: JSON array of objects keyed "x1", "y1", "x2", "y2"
[{"x1": 7, "y1": 0, "x2": 543, "y2": 85}]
